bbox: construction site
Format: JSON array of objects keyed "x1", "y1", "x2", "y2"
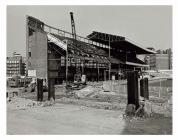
[{"x1": 7, "y1": 13, "x2": 172, "y2": 135}]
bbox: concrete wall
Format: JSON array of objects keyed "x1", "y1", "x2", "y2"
[{"x1": 28, "y1": 31, "x2": 47, "y2": 78}]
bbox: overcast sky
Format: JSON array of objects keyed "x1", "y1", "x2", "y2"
[{"x1": 7, "y1": 5, "x2": 172, "y2": 57}]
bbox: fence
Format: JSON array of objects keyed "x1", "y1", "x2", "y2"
[{"x1": 107, "y1": 78, "x2": 172, "y2": 99}]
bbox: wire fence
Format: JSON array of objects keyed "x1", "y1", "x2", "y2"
[{"x1": 105, "y1": 78, "x2": 172, "y2": 99}]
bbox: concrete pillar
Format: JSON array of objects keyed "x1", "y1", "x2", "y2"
[
  {"x1": 140, "y1": 78, "x2": 149, "y2": 100},
  {"x1": 127, "y1": 71, "x2": 139, "y2": 109},
  {"x1": 140, "y1": 78, "x2": 144, "y2": 98},
  {"x1": 37, "y1": 78, "x2": 43, "y2": 101},
  {"x1": 48, "y1": 78, "x2": 55, "y2": 100}
]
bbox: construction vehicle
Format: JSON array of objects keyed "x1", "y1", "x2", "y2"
[
  {"x1": 7, "y1": 75, "x2": 21, "y2": 87},
  {"x1": 67, "y1": 12, "x2": 86, "y2": 89},
  {"x1": 7, "y1": 75, "x2": 31, "y2": 88}
]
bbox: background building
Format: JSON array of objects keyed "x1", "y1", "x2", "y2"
[
  {"x1": 6, "y1": 53, "x2": 26, "y2": 77},
  {"x1": 144, "y1": 48, "x2": 172, "y2": 70},
  {"x1": 156, "y1": 54, "x2": 169, "y2": 70}
]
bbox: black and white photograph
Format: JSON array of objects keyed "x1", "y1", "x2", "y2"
[{"x1": 4, "y1": 4, "x2": 174, "y2": 135}]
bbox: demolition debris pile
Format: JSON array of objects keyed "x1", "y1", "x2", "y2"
[
  {"x1": 7, "y1": 96, "x2": 37, "y2": 110},
  {"x1": 7, "y1": 89, "x2": 55, "y2": 110},
  {"x1": 7, "y1": 79, "x2": 172, "y2": 119}
]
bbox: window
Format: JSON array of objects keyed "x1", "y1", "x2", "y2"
[
  {"x1": 29, "y1": 48, "x2": 31, "y2": 57},
  {"x1": 28, "y1": 52, "x2": 31, "y2": 57}
]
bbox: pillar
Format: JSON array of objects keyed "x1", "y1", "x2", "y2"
[
  {"x1": 127, "y1": 71, "x2": 139, "y2": 109},
  {"x1": 37, "y1": 78, "x2": 43, "y2": 101}
]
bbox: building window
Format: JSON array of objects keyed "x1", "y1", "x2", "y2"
[
  {"x1": 28, "y1": 52, "x2": 31, "y2": 57},
  {"x1": 29, "y1": 48, "x2": 31, "y2": 57}
]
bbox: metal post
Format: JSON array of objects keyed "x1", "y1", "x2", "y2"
[
  {"x1": 108, "y1": 35, "x2": 111, "y2": 81},
  {"x1": 159, "y1": 78, "x2": 161, "y2": 97},
  {"x1": 97, "y1": 63, "x2": 99, "y2": 82},
  {"x1": 66, "y1": 41, "x2": 68, "y2": 83},
  {"x1": 82, "y1": 60, "x2": 84, "y2": 74}
]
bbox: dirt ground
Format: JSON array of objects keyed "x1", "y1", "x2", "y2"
[
  {"x1": 6, "y1": 80, "x2": 172, "y2": 135},
  {"x1": 7, "y1": 103, "x2": 172, "y2": 135}
]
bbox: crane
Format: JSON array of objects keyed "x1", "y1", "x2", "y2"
[
  {"x1": 70, "y1": 12, "x2": 77, "y2": 42},
  {"x1": 70, "y1": 12, "x2": 82, "y2": 84}
]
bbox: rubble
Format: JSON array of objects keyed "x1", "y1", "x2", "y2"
[
  {"x1": 7, "y1": 79, "x2": 172, "y2": 120},
  {"x1": 7, "y1": 95, "x2": 56, "y2": 110},
  {"x1": 7, "y1": 96, "x2": 37, "y2": 110},
  {"x1": 125, "y1": 104, "x2": 136, "y2": 117},
  {"x1": 143, "y1": 100, "x2": 153, "y2": 117},
  {"x1": 41, "y1": 98, "x2": 55, "y2": 107},
  {"x1": 56, "y1": 97, "x2": 125, "y2": 111},
  {"x1": 74, "y1": 86, "x2": 95, "y2": 98},
  {"x1": 151, "y1": 96, "x2": 172, "y2": 117}
]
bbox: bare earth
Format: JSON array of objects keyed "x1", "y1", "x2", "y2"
[
  {"x1": 7, "y1": 80, "x2": 172, "y2": 135},
  {"x1": 7, "y1": 102, "x2": 172, "y2": 135},
  {"x1": 7, "y1": 103, "x2": 125, "y2": 135}
]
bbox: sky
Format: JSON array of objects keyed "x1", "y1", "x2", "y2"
[{"x1": 7, "y1": 5, "x2": 172, "y2": 57}]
